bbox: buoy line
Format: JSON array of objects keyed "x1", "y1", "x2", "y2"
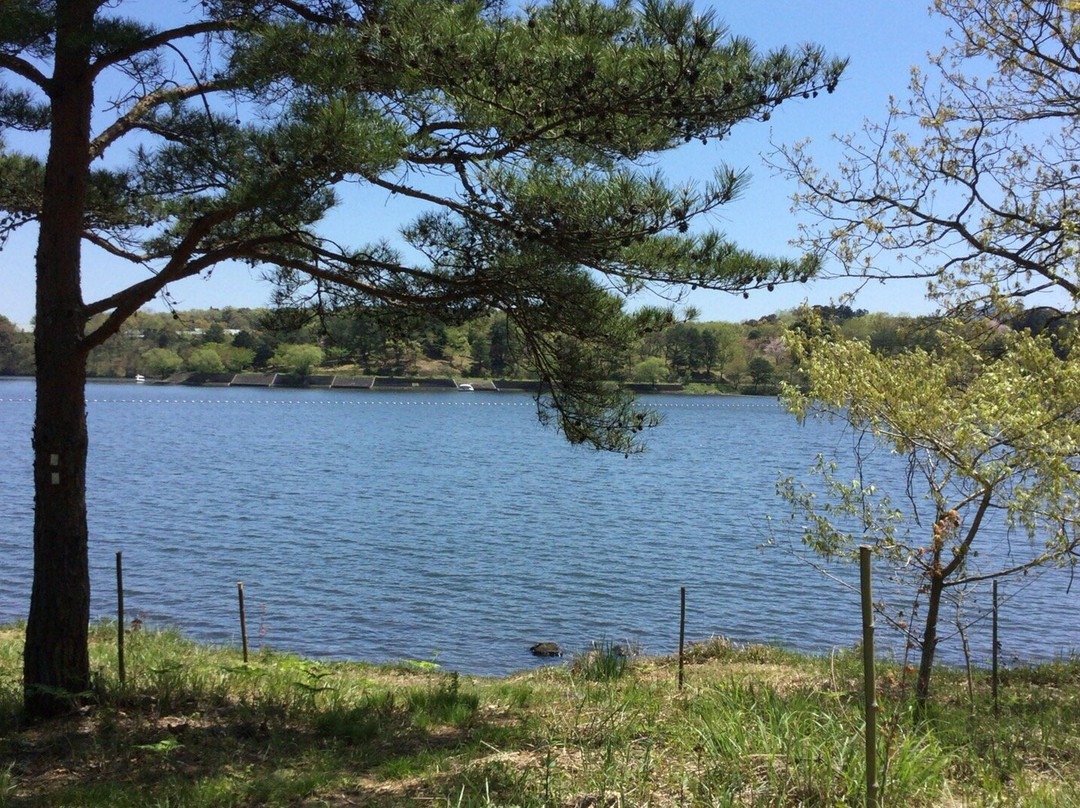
[
  {"x1": 80, "y1": 397, "x2": 535, "y2": 407},
  {"x1": 6, "y1": 395, "x2": 775, "y2": 409}
]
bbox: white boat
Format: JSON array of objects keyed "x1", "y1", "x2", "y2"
[
  {"x1": 458, "y1": 383, "x2": 474, "y2": 391},
  {"x1": 134, "y1": 374, "x2": 146, "y2": 383}
]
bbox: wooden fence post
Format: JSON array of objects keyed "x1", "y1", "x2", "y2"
[
  {"x1": 678, "y1": 586, "x2": 686, "y2": 690},
  {"x1": 116, "y1": 551, "x2": 125, "y2": 685},
  {"x1": 237, "y1": 581, "x2": 249, "y2": 663},
  {"x1": 860, "y1": 546, "x2": 879, "y2": 808}
]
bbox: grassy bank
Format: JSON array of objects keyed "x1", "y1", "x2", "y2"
[{"x1": 0, "y1": 624, "x2": 1077, "y2": 806}]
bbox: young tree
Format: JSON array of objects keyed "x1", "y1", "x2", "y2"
[
  {"x1": 0, "y1": 0, "x2": 842, "y2": 715},
  {"x1": 774, "y1": 0, "x2": 1080, "y2": 314},
  {"x1": 781, "y1": 317, "x2": 1080, "y2": 709},
  {"x1": 768, "y1": 0, "x2": 1080, "y2": 709}
]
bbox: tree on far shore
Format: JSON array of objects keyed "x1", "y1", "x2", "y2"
[
  {"x1": 0, "y1": 315, "x2": 33, "y2": 375},
  {"x1": 271, "y1": 343, "x2": 324, "y2": 379},
  {"x1": 746, "y1": 356, "x2": 774, "y2": 392},
  {"x1": 186, "y1": 346, "x2": 226, "y2": 375},
  {"x1": 140, "y1": 347, "x2": 182, "y2": 379}
]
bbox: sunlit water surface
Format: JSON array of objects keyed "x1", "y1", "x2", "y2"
[{"x1": 0, "y1": 378, "x2": 1075, "y2": 674}]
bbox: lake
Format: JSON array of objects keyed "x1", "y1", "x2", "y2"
[{"x1": 0, "y1": 378, "x2": 1076, "y2": 675}]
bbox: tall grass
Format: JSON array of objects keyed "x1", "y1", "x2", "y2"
[
  {"x1": 0, "y1": 624, "x2": 1077, "y2": 806},
  {"x1": 570, "y1": 639, "x2": 633, "y2": 682},
  {"x1": 684, "y1": 681, "x2": 948, "y2": 805}
]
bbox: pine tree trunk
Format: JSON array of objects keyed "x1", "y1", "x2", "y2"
[
  {"x1": 24, "y1": 354, "x2": 90, "y2": 717},
  {"x1": 23, "y1": 0, "x2": 95, "y2": 719}
]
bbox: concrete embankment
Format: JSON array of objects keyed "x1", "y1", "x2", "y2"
[{"x1": 163, "y1": 372, "x2": 684, "y2": 393}]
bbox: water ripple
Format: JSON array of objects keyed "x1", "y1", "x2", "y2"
[{"x1": 0, "y1": 379, "x2": 1076, "y2": 673}]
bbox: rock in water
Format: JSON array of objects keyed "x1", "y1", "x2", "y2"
[{"x1": 530, "y1": 642, "x2": 562, "y2": 657}]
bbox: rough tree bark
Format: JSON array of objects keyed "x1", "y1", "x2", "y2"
[{"x1": 23, "y1": 0, "x2": 95, "y2": 718}]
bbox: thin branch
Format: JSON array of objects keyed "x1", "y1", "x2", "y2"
[
  {"x1": 89, "y1": 81, "x2": 229, "y2": 159},
  {"x1": 90, "y1": 20, "x2": 239, "y2": 78}
]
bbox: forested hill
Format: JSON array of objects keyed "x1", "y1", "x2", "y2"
[{"x1": 0, "y1": 304, "x2": 964, "y2": 395}]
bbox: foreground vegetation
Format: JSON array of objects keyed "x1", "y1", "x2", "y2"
[{"x1": 0, "y1": 624, "x2": 1077, "y2": 806}]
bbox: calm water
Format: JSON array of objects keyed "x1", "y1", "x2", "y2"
[{"x1": 0, "y1": 378, "x2": 1075, "y2": 674}]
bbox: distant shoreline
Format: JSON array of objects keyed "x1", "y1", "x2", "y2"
[{"x1": 0, "y1": 374, "x2": 777, "y2": 396}]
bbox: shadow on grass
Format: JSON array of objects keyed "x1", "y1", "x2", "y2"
[
  {"x1": 1, "y1": 681, "x2": 535, "y2": 807},
  {"x1": 5, "y1": 627, "x2": 1080, "y2": 807}
]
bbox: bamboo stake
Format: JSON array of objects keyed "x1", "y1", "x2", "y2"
[
  {"x1": 116, "y1": 551, "x2": 125, "y2": 685},
  {"x1": 860, "y1": 546, "x2": 879, "y2": 808},
  {"x1": 237, "y1": 581, "x2": 249, "y2": 663}
]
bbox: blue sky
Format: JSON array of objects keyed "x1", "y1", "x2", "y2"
[{"x1": 0, "y1": 2, "x2": 949, "y2": 329}]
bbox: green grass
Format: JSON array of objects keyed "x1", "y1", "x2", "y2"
[
  {"x1": 0, "y1": 623, "x2": 1078, "y2": 806},
  {"x1": 570, "y1": 640, "x2": 633, "y2": 682}
]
